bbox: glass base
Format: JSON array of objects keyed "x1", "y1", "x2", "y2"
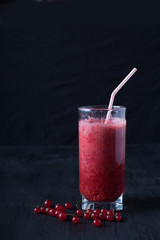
[{"x1": 81, "y1": 194, "x2": 123, "y2": 211}]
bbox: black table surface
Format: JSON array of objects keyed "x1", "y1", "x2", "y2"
[{"x1": 0, "y1": 144, "x2": 160, "y2": 240}]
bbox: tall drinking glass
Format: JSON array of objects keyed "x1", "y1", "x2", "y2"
[{"x1": 78, "y1": 106, "x2": 126, "y2": 211}]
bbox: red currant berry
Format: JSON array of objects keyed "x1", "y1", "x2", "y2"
[
  {"x1": 115, "y1": 214, "x2": 122, "y2": 222},
  {"x1": 99, "y1": 213, "x2": 106, "y2": 220},
  {"x1": 59, "y1": 212, "x2": 67, "y2": 221},
  {"x1": 87, "y1": 209, "x2": 93, "y2": 214},
  {"x1": 49, "y1": 208, "x2": 56, "y2": 216},
  {"x1": 94, "y1": 209, "x2": 101, "y2": 214},
  {"x1": 65, "y1": 202, "x2": 72, "y2": 209},
  {"x1": 84, "y1": 212, "x2": 91, "y2": 219},
  {"x1": 44, "y1": 200, "x2": 52, "y2": 207},
  {"x1": 76, "y1": 209, "x2": 83, "y2": 216},
  {"x1": 55, "y1": 204, "x2": 62, "y2": 210},
  {"x1": 91, "y1": 213, "x2": 99, "y2": 220},
  {"x1": 45, "y1": 207, "x2": 51, "y2": 214},
  {"x1": 40, "y1": 206, "x2": 46, "y2": 214},
  {"x1": 106, "y1": 214, "x2": 113, "y2": 222},
  {"x1": 34, "y1": 207, "x2": 40, "y2": 214},
  {"x1": 72, "y1": 216, "x2": 80, "y2": 224},
  {"x1": 93, "y1": 218, "x2": 101, "y2": 227},
  {"x1": 115, "y1": 212, "x2": 121, "y2": 216},
  {"x1": 101, "y1": 208, "x2": 107, "y2": 215},
  {"x1": 55, "y1": 210, "x2": 61, "y2": 218},
  {"x1": 107, "y1": 210, "x2": 114, "y2": 216},
  {"x1": 55, "y1": 204, "x2": 65, "y2": 212}
]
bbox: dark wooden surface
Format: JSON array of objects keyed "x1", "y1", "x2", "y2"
[{"x1": 0, "y1": 144, "x2": 160, "y2": 240}]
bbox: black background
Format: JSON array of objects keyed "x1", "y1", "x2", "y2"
[{"x1": 0, "y1": 0, "x2": 160, "y2": 145}]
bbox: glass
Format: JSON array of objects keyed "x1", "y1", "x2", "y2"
[{"x1": 78, "y1": 105, "x2": 126, "y2": 211}]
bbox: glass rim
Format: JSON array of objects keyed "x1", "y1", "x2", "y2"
[{"x1": 78, "y1": 105, "x2": 126, "y2": 111}]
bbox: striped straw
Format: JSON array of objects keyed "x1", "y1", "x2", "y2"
[{"x1": 105, "y1": 67, "x2": 137, "y2": 123}]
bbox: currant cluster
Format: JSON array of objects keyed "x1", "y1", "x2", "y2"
[{"x1": 34, "y1": 199, "x2": 122, "y2": 227}]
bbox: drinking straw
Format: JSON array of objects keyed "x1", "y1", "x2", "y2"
[{"x1": 105, "y1": 67, "x2": 137, "y2": 123}]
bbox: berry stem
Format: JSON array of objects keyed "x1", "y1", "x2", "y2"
[
  {"x1": 76, "y1": 200, "x2": 85, "y2": 213},
  {"x1": 76, "y1": 200, "x2": 82, "y2": 210},
  {"x1": 66, "y1": 213, "x2": 75, "y2": 216}
]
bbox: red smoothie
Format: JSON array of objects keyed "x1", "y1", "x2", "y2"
[{"x1": 79, "y1": 117, "x2": 126, "y2": 202}]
